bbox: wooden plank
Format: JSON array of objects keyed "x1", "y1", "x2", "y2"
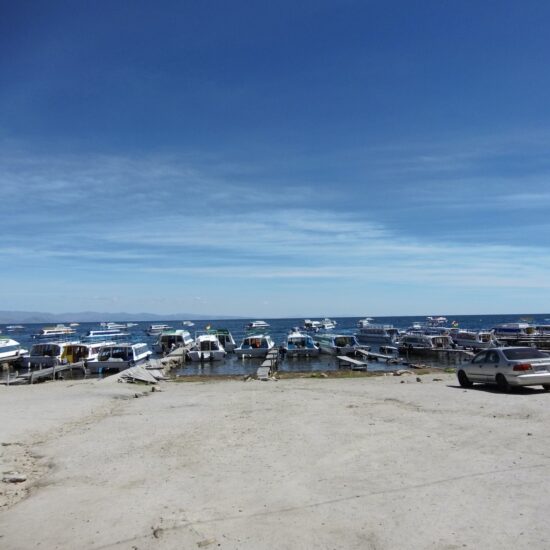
[
  {"x1": 356, "y1": 349, "x2": 393, "y2": 361},
  {"x1": 336, "y1": 355, "x2": 368, "y2": 370},
  {"x1": 256, "y1": 366, "x2": 271, "y2": 381}
]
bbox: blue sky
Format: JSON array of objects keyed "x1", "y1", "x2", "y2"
[{"x1": 1, "y1": 1, "x2": 550, "y2": 317}]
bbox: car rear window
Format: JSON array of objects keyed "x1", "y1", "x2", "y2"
[{"x1": 502, "y1": 348, "x2": 549, "y2": 360}]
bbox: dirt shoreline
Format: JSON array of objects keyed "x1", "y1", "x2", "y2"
[{"x1": 1, "y1": 374, "x2": 549, "y2": 549}]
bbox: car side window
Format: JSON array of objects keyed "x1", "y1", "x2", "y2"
[
  {"x1": 472, "y1": 352, "x2": 487, "y2": 364},
  {"x1": 487, "y1": 351, "x2": 500, "y2": 364}
]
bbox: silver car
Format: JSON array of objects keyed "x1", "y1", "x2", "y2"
[{"x1": 457, "y1": 347, "x2": 550, "y2": 392}]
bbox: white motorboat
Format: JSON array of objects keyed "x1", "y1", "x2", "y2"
[
  {"x1": 319, "y1": 318, "x2": 337, "y2": 330},
  {"x1": 153, "y1": 329, "x2": 194, "y2": 354},
  {"x1": 0, "y1": 337, "x2": 28, "y2": 363},
  {"x1": 235, "y1": 334, "x2": 275, "y2": 358},
  {"x1": 187, "y1": 334, "x2": 226, "y2": 362},
  {"x1": 491, "y1": 323, "x2": 535, "y2": 338},
  {"x1": 100, "y1": 322, "x2": 127, "y2": 330},
  {"x1": 356, "y1": 317, "x2": 374, "y2": 328},
  {"x1": 450, "y1": 330, "x2": 498, "y2": 349},
  {"x1": 63, "y1": 342, "x2": 114, "y2": 363},
  {"x1": 283, "y1": 330, "x2": 319, "y2": 357},
  {"x1": 303, "y1": 319, "x2": 322, "y2": 332},
  {"x1": 399, "y1": 334, "x2": 455, "y2": 354},
  {"x1": 182, "y1": 320, "x2": 195, "y2": 327},
  {"x1": 206, "y1": 328, "x2": 237, "y2": 352},
  {"x1": 6, "y1": 325, "x2": 25, "y2": 332},
  {"x1": 245, "y1": 320, "x2": 270, "y2": 331},
  {"x1": 146, "y1": 324, "x2": 172, "y2": 336},
  {"x1": 27, "y1": 341, "x2": 80, "y2": 368},
  {"x1": 313, "y1": 333, "x2": 361, "y2": 355},
  {"x1": 33, "y1": 324, "x2": 77, "y2": 339},
  {"x1": 82, "y1": 328, "x2": 129, "y2": 342},
  {"x1": 89, "y1": 343, "x2": 152, "y2": 373},
  {"x1": 356, "y1": 324, "x2": 399, "y2": 344}
]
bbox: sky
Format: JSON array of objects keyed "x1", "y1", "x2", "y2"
[{"x1": 1, "y1": 0, "x2": 550, "y2": 317}]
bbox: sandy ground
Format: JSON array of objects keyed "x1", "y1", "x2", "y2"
[{"x1": 0, "y1": 373, "x2": 549, "y2": 550}]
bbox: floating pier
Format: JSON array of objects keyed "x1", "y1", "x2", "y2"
[
  {"x1": 7, "y1": 361, "x2": 88, "y2": 385},
  {"x1": 336, "y1": 355, "x2": 369, "y2": 371}
]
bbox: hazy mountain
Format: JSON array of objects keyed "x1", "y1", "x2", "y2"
[{"x1": 0, "y1": 310, "x2": 244, "y2": 324}]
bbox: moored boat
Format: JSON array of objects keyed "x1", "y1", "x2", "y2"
[
  {"x1": 153, "y1": 329, "x2": 194, "y2": 354},
  {"x1": 313, "y1": 333, "x2": 362, "y2": 355},
  {"x1": 450, "y1": 330, "x2": 498, "y2": 350},
  {"x1": 63, "y1": 342, "x2": 114, "y2": 363},
  {"x1": 0, "y1": 337, "x2": 28, "y2": 363},
  {"x1": 356, "y1": 323, "x2": 399, "y2": 344},
  {"x1": 283, "y1": 330, "x2": 319, "y2": 357},
  {"x1": 187, "y1": 334, "x2": 226, "y2": 362},
  {"x1": 206, "y1": 328, "x2": 236, "y2": 352},
  {"x1": 27, "y1": 341, "x2": 80, "y2": 368},
  {"x1": 88, "y1": 343, "x2": 152, "y2": 373},
  {"x1": 398, "y1": 334, "x2": 455, "y2": 355},
  {"x1": 235, "y1": 334, "x2": 275, "y2": 358}
]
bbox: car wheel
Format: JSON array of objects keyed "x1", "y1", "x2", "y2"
[
  {"x1": 542, "y1": 384, "x2": 550, "y2": 392},
  {"x1": 457, "y1": 370, "x2": 473, "y2": 388},
  {"x1": 496, "y1": 373, "x2": 510, "y2": 393}
]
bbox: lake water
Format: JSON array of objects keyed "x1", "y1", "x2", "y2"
[{"x1": 3, "y1": 313, "x2": 549, "y2": 376}]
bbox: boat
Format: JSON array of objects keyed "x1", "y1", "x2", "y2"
[
  {"x1": 187, "y1": 334, "x2": 226, "y2": 362},
  {"x1": 206, "y1": 328, "x2": 236, "y2": 352},
  {"x1": 398, "y1": 334, "x2": 455, "y2": 354},
  {"x1": 0, "y1": 337, "x2": 28, "y2": 363},
  {"x1": 125, "y1": 322, "x2": 138, "y2": 328},
  {"x1": 100, "y1": 322, "x2": 127, "y2": 330},
  {"x1": 245, "y1": 320, "x2": 270, "y2": 331},
  {"x1": 426, "y1": 316, "x2": 449, "y2": 327},
  {"x1": 182, "y1": 320, "x2": 195, "y2": 327},
  {"x1": 357, "y1": 317, "x2": 374, "y2": 328},
  {"x1": 81, "y1": 328, "x2": 130, "y2": 341},
  {"x1": 33, "y1": 324, "x2": 77, "y2": 339},
  {"x1": 313, "y1": 333, "x2": 362, "y2": 355},
  {"x1": 27, "y1": 341, "x2": 80, "y2": 368},
  {"x1": 153, "y1": 329, "x2": 194, "y2": 354},
  {"x1": 491, "y1": 323, "x2": 535, "y2": 338},
  {"x1": 283, "y1": 330, "x2": 319, "y2": 357},
  {"x1": 146, "y1": 324, "x2": 173, "y2": 336},
  {"x1": 69, "y1": 322, "x2": 80, "y2": 327},
  {"x1": 356, "y1": 323, "x2": 399, "y2": 344},
  {"x1": 62, "y1": 342, "x2": 114, "y2": 363},
  {"x1": 303, "y1": 319, "x2": 322, "y2": 332},
  {"x1": 5, "y1": 325, "x2": 25, "y2": 332},
  {"x1": 319, "y1": 318, "x2": 337, "y2": 330},
  {"x1": 88, "y1": 343, "x2": 152, "y2": 373},
  {"x1": 450, "y1": 330, "x2": 498, "y2": 350},
  {"x1": 235, "y1": 334, "x2": 276, "y2": 357}
]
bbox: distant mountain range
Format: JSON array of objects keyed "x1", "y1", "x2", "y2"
[{"x1": 0, "y1": 310, "x2": 245, "y2": 324}]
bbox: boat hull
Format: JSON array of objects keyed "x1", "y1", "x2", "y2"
[{"x1": 187, "y1": 350, "x2": 226, "y2": 362}]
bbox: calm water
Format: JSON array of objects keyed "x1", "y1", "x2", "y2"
[{"x1": 3, "y1": 313, "x2": 549, "y2": 376}]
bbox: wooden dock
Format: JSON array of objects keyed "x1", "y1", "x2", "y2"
[
  {"x1": 256, "y1": 349, "x2": 280, "y2": 380},
  {"x1": 9, "y1": 361, "x2": 88, "y2": 385},
  {"x1": 336, "y1": 355, "x2": 369, "y2": 371},
  {"x1": 356, "y1": 349, "x2": 394, "y2": 362}
]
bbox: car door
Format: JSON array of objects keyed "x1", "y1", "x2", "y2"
[
  {"x1": 482, "y1": 350, "x2": 501, "y2": 382},
  {"x1": 467, "y1": 351, "x2": 488, "y2": 381}
]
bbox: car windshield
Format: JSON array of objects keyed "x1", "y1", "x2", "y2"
[{"x1": 503, "y1": 348, "x2": 548, "y2": 360}]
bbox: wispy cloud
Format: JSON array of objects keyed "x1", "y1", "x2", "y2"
[{"x1": 2, "y1": 146, "x2": 550, "y2": 315}]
